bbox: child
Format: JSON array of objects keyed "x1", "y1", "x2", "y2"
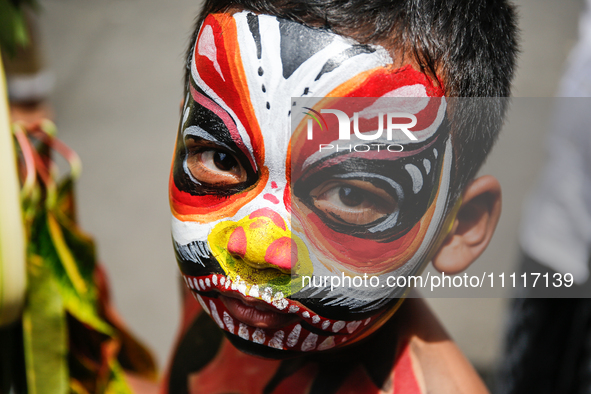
[{"x1": 164, "y1": 1, "x2": 517, "y2": 393}]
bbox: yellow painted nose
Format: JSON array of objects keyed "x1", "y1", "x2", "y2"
[
  {"x1": 225, "y1": 208, "x2": 295, "y2": 273},
  {"x1": 208, "y1": 208, "x2": 313, "y2": 297}
]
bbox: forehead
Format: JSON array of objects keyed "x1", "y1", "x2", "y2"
[{"x1": 189, "y1": 11, "x2": 443, "y2": 151}]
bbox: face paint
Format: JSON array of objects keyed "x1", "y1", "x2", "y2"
[{"x1": 169, "y1": 11, "x2": 453, "y2": 356}]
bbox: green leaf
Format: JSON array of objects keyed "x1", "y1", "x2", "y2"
[
  {"x1": 104, "y1": 361, "x2": 133, "y2": 394},
  {"x1": 32, "y1": 211, "x2": 112, "y2": 336},
  {"x1": 22, "y1": 254, "x2": 68, "y2": 394},
  {"x1": 0, "y1": 1, "x2": 28, "y2": 56}
]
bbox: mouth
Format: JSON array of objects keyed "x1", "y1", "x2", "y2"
[
  {"x1": 183, "y1": 273, "x2": 374, "y2": 352},
  {"x1": 220, "y1": 293, "x2": 300, "y2": 329}
]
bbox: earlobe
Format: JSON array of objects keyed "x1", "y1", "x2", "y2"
[{"x1": 432, "y1": 175, "x2": 502, "y2": 274}]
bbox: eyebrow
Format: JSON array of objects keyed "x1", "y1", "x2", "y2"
[
  {"x1": 183, "y1": 125, "x2": 233, "y2": 152},
  {"x1": 186, "y1": 82, "x2": 257, "y2": 171}
]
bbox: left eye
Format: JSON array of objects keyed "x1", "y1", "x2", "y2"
[
  {"x1": 186, "y1": 143, "x2": 247, "y2": 186},
  {"x1": 310, "y1": 180, "x2": 397, "y2": 225}
]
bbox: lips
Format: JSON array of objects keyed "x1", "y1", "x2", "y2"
[
  {"x1": 220, "y1": 294, "x2": 299, "y2": 329},
  {"x1": 183, "y1": 273, "x2": 374, "y2": 352}
]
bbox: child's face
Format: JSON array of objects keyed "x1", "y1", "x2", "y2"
[{"x1": 170, "y1": 11, "x2": 454, "y2": 356}]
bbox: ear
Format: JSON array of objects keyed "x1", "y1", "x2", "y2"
[{"x1": 432, "y1": 175, "x2": 502, "y2": 274}]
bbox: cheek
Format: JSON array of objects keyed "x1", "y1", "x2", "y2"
[
  {"x1": 294, "y1": 209, "x2": 431, "y2": 275},
  {"x1": 292, "y1": 184, "x2": 447, "y2": 278}
]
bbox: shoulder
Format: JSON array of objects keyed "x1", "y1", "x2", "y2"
[{"x1": 392, "y1": 297, "x2": 489, "y2": 394}]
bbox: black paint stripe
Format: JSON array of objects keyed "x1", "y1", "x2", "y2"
[
  {"x1": 247, "y1": 13, "x2": 262, "y2": 59},
  {"x1": 279, "y1": 18, "x2": 334, "y2": 79},
  {"x1": 315, "y1": 45, "x2": 376, "y2": 81}
]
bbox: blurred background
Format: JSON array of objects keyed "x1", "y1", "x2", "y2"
[{"x1": 32, "y1": 0, "x2": 584, "y2": 386}]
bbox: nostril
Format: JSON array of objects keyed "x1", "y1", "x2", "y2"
[
  {"x1": 265, "y1": 237, "x2": 298, "y2": 271},
  {"x1": 227, "y1": 227, "x2": 247, "y2": 258}
]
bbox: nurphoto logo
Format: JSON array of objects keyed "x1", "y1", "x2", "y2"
[{"x1": 304, "y1": 107, "x2": 417, "y2": 153}]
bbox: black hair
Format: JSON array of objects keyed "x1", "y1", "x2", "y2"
[{"x1": 184, "y1": 0, "x2": 518, "y2": 201}]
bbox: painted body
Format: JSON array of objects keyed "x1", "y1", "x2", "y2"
[
  {"x1": 166, "y1": 10, "x2": 488, "y2": 394},
  {"x1": 162, "y1": 289, "x2": 487, "y2": 394}
]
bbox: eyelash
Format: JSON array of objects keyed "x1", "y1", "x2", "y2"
[
  {"x1": 307, "y1": 180, "x2": 398, "y2": 227},
  {"x1": 184, "y1": 139, "x2": 251, "y2": 189}
]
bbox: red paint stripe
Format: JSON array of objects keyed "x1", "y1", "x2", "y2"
[
  {"x1": 263, "y1": 193, "x2": 280, "y2": 205},
  {"x1": 393, "y1": 342, "x2": 422, "y2": 393},
  {"x1": 194, "y1": 14, "x2": 264, "y2": 163}
]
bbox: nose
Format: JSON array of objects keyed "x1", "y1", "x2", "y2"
[{"x1": 226, "y1": 208, "x2": 297, "y2": 273}]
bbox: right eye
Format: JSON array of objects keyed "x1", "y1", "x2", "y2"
[
  {"x1": 309, "y1": 180, "x2": 397, "y2": 226},
  {"x1": 185, "y1": 139, "x2": 247, "y2": 186}
]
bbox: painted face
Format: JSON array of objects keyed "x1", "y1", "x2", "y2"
[{"x1": 170, "y1": 11, "x2": 453, "y2": 356}]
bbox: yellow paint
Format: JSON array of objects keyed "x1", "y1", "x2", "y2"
[{"x1": 208, "y1": 214, "x2": 313, "y2": 297}]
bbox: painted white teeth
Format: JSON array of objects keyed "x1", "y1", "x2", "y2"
[
  {"x1": 269, "y1": 331, "x2": 285, "y2": 349},
  {"x1": 237, "y1": 281, "x2": 247, "y2": 296},
  {"x1": 199, "y1": 279, "x2": 205, "y2": 290},
  {"x1": 253, "y1": 328, "x2": 266, "y2": 344},
  {"x1": 302, "y1": 311, "x2": 310, "y2": 318},
  {"x1": 271, "y1": 292, "x2": 287, "y2": 310},
  {"x1": 288, "y1": 305, "x2": 300, "y2": 313},
  {"x1": 225, "y1": 278, "x2": 231, "y2": 289},
  {"x1": 249, "y1": 285, "x2": 260, "y2": 298},
  {"x1": 286, "y1": 324, "x2": 301, "y2": 347},
  {"x1": 364, "y1": 318, "x2": 371, "y2": 325},
  {"x1": 193, "y1": 278, "x2": 200, "y2": 291},
  {"x1": 209, "y1": 300, "x2": 224, "y2": 329},
  {"x1": 312, "y1": 315, "x2": 320, "y2": 324},
  {"x1": 321, "y1": 320, "x2": 330, "y2": 330},
  {"x1": 272, "y1": 299, "x2": 288, "y2": 310},
  {"x1": 238, "y1": 323, "x2": 249, "y2": 340},
  {"x1": 301, "y1": 333, "x2": 318, "y2": 352},
  {"x1": 262, "y1": 287, "x2": 273, "y2": 303},
  {"x1": 196, "y1": 294, "x2": 209, "y2": 314},
  {"x1": 231, "y1": 280, "x2": 238, "y2": 291},
  {"x1": 220, "y1": 276, "x2": 226, "y2": 286},
  {"x1": 212, "y1": 275, "x2": 218, "y2": 286},
  {"x1": 205, "y1": 278, "x2": 211, "y2": 288},
  {"x1": 223, "y1": 311, "x2": 235, "y2": 334},
  {"x1": 346, "y1": 321, "x2": 362, "y2": 334},
  {"x1": 317, "y1": 336, "x2": 335, "y2": 351},
  {"x1": 332, "y1": 321, "x2": 346, "y2": 333}
]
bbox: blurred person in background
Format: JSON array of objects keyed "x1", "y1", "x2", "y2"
[{"x1": 498, "y1": 0, "x2": 591, "y2": 392}]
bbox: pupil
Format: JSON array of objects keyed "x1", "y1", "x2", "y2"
[
  {"x1": 339, "y1": 187, "x2": 365, "y2": 207},
  {"x1": 213, "y1": 152, "x2": 237, "y2": 171}
]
